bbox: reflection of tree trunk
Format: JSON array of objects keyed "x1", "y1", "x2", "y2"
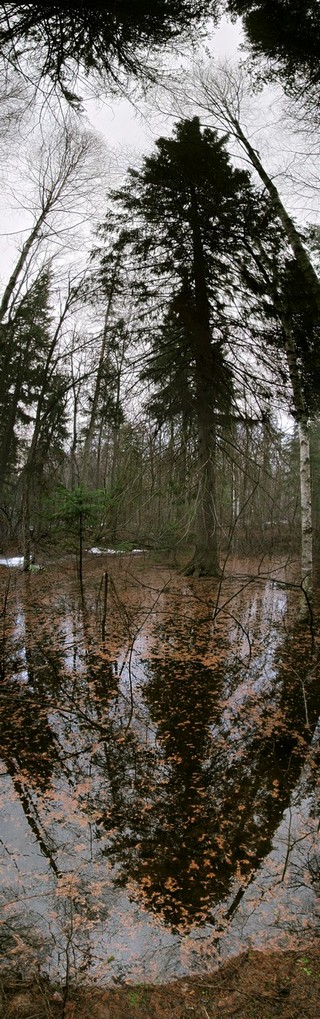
[{"x1": 9, "y1": 769, "x2": 60, "y2": 877}]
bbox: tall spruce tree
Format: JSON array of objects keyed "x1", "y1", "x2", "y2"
[{"x1": 99, "y1": 117, "x2": 274, "y2": 575}]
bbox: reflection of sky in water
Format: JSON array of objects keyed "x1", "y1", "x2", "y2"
[
  {"x1": 209, "y1": 585, "x2": 289, "y2": 744},
  {"x1": 1, "y1": 771, "x2": 318, "y2": 982},
  {"x1": 0, "y1": 562, "x2": 319, "y2": 982}
]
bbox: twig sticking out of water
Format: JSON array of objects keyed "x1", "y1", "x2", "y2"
[{"x1": 101, "y1": 570, "x2": 108, "y2": 643}]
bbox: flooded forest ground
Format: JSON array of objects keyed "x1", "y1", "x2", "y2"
[{"x1": 0, "y1": 549, "x2": 319, "y2": 1017}]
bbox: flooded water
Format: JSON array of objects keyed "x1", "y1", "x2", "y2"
[{"x1": 0, "y1": 552, "x2": 319, "y2": 984}]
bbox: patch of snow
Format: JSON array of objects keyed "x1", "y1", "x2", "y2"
[
  {"x1": 87, "y1": 547, "x2": 147, "y2": 556},
  {"x1": 0, "y1": 556, "x2": 24, "y2": 568},
  {"x1": 87, "y1": 547, "x2": 108, "y2": 554}
]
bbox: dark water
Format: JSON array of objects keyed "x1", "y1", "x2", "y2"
[{"x1": 0, "y1": 554, "x2": 319, "y2": 983}]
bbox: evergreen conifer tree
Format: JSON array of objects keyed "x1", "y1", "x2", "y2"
[{"x1": 99, "y1": 117, "x2": 273, "y2": 574}]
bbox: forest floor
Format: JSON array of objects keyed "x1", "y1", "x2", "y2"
[{"x1": 1, "y1": 947, "x2": 320, "y2": 1019}]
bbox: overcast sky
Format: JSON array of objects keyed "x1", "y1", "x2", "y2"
[
  {"x1": 84, "y1": 16, "x2": 243, "y2": 155},
  {"x1": 0, "y1": 16, "x2": 244, "y2": 288},
  {"x1": 1, "y1": 12, "x2": 319, "y2": 298}
]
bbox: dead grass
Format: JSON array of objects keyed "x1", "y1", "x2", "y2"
[{"x1": 1, "y1": 947, "x2": 320, "y2": 1019}]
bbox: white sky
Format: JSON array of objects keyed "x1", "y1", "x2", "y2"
[{"x1": 84, "y1": 16, "x2": 244, "y2": 154}]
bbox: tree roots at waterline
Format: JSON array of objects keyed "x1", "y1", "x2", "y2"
[{"x1": 184, "y1": 552, "x2": 222, "y2": 577}]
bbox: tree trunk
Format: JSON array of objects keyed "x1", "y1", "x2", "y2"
[
  {"x1": 310, "y1": 421, "x2": 320, "y2": 592},
  {"x1": 279, "y1": 319, "x2": 313, "y2": 606},
  {"x1": 184, "y1": 183, "x2": 221, "y2": 576},
  {"x1": 82, "y1": 256, "x2": 120, "y2": 474},
  {"x1": 0, "y1": 206, "x2": 49, "y2": 323},
  {"x1": 215, "y1": 102, "x2": 320, "y2": 316},
  {"x1": 236, "y1": 116, "x2": 320, "y2": 310},
  {"x1": 185, "y1": 407, "x2": 220, "y2": 576},
  {"x1": 242, "y1": 233, "x2": 315, "y2": 603},
  {"x1": 109, "y1": 426, "x2": 121, "y2": 543}
]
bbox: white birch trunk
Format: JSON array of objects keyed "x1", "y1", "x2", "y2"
[{"x1": 276, "y1": 323, "x2": 313, "y2": 609}]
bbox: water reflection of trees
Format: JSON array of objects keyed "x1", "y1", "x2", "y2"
[
  {"x1": 99, "y1": 623, "x2": 320, "y2": 931},
  {"x1": 0, "y1": 567, "x2": 319, "y2": 947},
  {"x1": 0, "y1": 610, "x2": 64, "y2": 876},
  {"x1": 0, "y1": 683, "x2": 58, "y2": 789},
  {"x1": 0, "y1": 587, "x2": 123, "y2": 974}
]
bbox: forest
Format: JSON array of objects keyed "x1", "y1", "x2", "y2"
[{"x1": 0, "y1": 4, "x2": 319, "y2": 1018}]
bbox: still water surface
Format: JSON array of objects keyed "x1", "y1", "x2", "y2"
[{"x1": 0, "y1": 553, "x2": 319, "y2": 982}]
